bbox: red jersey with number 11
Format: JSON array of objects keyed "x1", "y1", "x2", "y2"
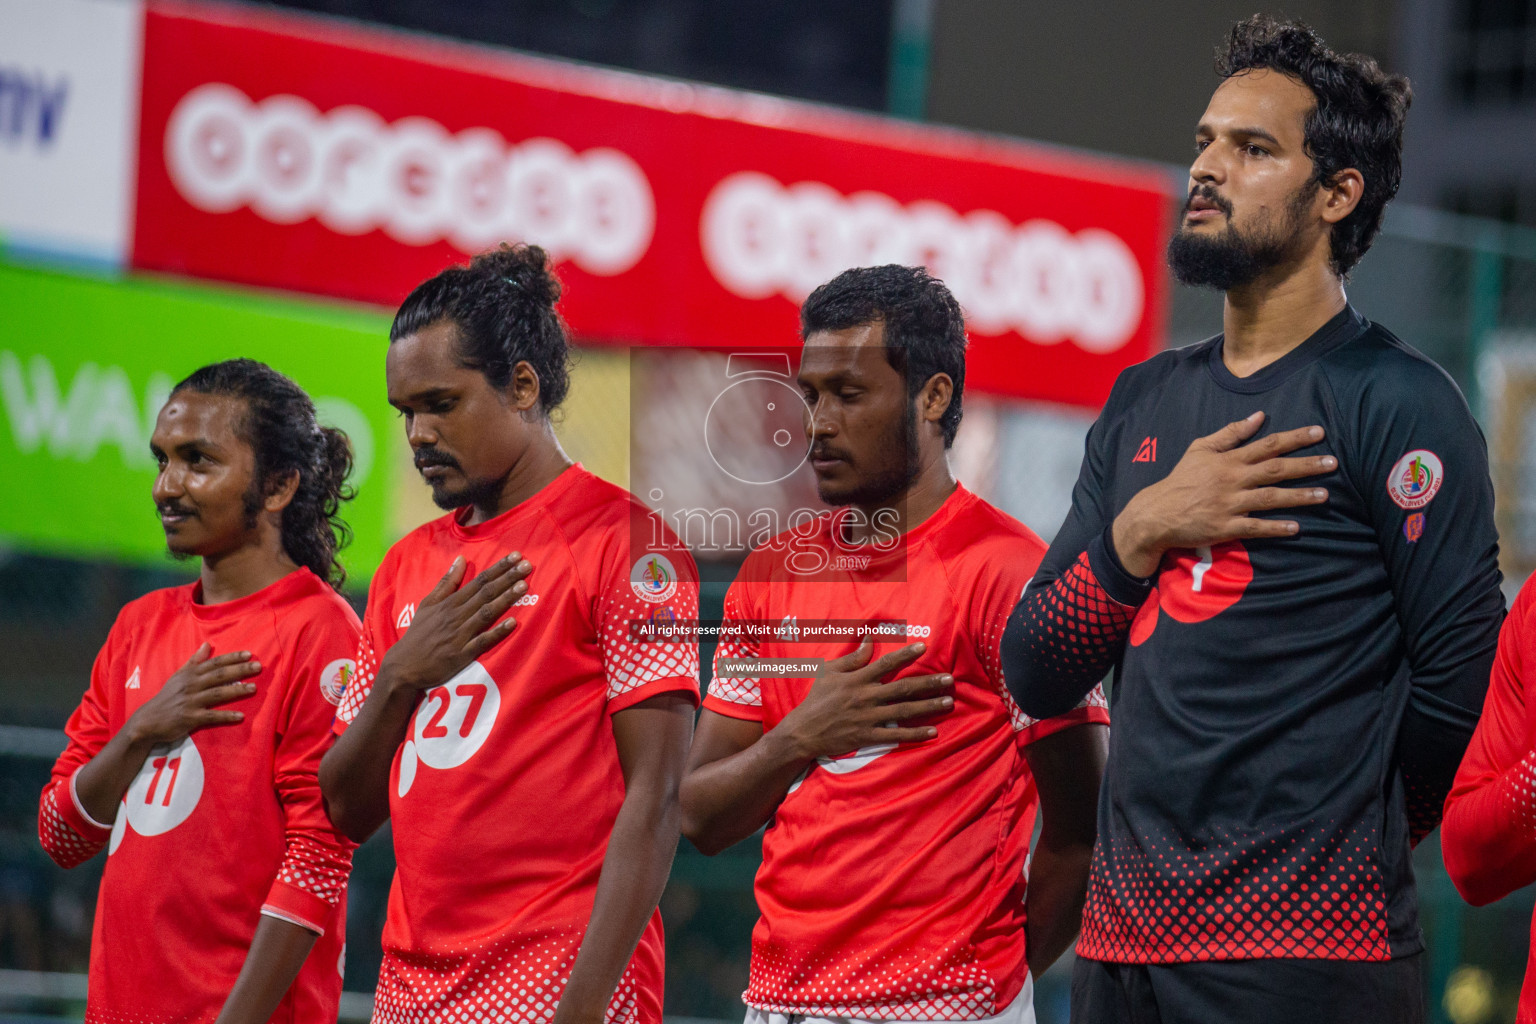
[
  {"x1": 39, "y1": 567, "x2": 360, "y2": 1024},
  {"x1": 334, "y1": 466, "x2": 699, "y2": 1023}
]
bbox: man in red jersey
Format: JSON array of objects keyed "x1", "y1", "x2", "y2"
[
  {"x1": 1442, "y1": 578, "x2": 1536, "y2": 1022},
  {"x1": 680, "y1": 266, "x2": 1109, "y2": 1024},
  {"x1": 39, "y1": 359, "x2": 361, "y2": 1024},
  {"x1": 319, "y1": 244, "x2": 699, "y2": 1024}
]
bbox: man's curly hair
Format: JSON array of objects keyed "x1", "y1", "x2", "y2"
[{"x1": 1218, "y1": 15, "x2": 1412, "y2": 277}]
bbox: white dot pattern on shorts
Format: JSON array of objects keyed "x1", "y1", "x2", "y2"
[
  {"x1": 371, "y1": 930, "x2": 646, "y2": 1023},
  {"x1": 38, "y1": 782, "x2": 105, "y2": 869},
  {"x1": 745, "y1": 938, "x2": 999, "y2": 1020}
]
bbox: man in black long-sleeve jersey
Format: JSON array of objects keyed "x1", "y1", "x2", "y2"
[{"x1": 1001, "y1": 16, "x2": 1504, "y2": 1024}]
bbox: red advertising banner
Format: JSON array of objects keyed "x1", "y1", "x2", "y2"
[{"x1": 133, "y1": 0, "x2": 1172, "y2": 407}]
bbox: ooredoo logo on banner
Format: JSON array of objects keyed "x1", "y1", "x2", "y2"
[{"x1": 133, "y1": 1, "x2": 1170, "y2": 407}]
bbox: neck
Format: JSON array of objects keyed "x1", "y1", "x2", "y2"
[
  {"x1": 198, "y1": 530, "x2": 299, "y2": 605},
  {"x1": 1221, "y1": 249, "x2": 1347, "y2": 378},
  {"x1": 467, "y1": 423, "x2": 575, "y2": 525},
  {"x1": 846, "y1": 448, "x2": 957, "y2": 543}
]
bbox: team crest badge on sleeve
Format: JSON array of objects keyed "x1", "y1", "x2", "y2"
[
  {"x1": 631, "y1": 553, "x2": 678, "y2": 603},
  {"x1": 319, "y1": 659, "x2": 357, "y2": 706},
  {"x1": 1387, "y1": 450, "x2": 1443, "y2": 510}
]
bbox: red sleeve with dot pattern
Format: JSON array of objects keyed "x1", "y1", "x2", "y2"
[
  {"x1": 333, "y1": 563, "x2": 397, "y2": 735},
  {"x1": 597, "y1": 532, "x2": 701, "y2": 714},
  {"x1": 963, "y1": 527, "x2": 1111, "y2": 750},
  {"x1": 704, "y1": 578, "x2": 764, "y2": 721},
  {"x1": 260, "y1": 609, "x2": 360, "y2": 934},
  {"x1": 1442, "y1": 575, "x2": 1536, "y2": 907},
  {"x1": 39, "y1": 624, "x2": 121, "y2": 868}
]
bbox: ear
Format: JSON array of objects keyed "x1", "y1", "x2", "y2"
[
  {"x1": 264, "y1": 469, "x2": 301, "y2": 514},
  {"x1": 508, "y1": 360, "x2": 543, "y2": 414},
  {"x1": 917, "y1": 373, "x2": 954, "y2": 434},
  {"x1": 1320, "y1": 168, "x2": 1365, "y2": 225}
]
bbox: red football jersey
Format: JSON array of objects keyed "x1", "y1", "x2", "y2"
[
  {"x1": 39, "y1": 567, "x2": 360, "y2": 1024},
  {"x1": 334, "y1": 466, "x2": 699, "y2": 1022},
  {"x1": 1443, "y1": 575, "x2": 1536, "y2": 1023},
  {"x1": 705, "y1": 485, "x2": 1109, "y2": 1020}
]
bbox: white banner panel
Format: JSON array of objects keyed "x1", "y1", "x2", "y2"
[{"x1": 0, "y1": 0, "x2": 143, "y2": 265}]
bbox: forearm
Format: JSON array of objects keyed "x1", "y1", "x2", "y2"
[
  {"x1": 213, "y1": 915, "x2": 319, "y2": 1024},
  {"x1": 680, "y1": 725, "x2": 812, "y2": 855},
  {"x1": 1003, "y1": 535, "x2": 1144, "y2": 720},
  {"x1": 1443, "y1": 750, "x2": 1536, "y2": 905},
  {"x1": 557, "y1": 789, "x2": 681, "y2": 1023},
  {"x1": 319, "y1": 673, "x2": 417, "y2": 841},
  {"x1": 1024, "y1": 833, "x2": 1096, "y2": 976},
  {"x1": 73, "y1": 727, "x2": 159, "y2": 825}
]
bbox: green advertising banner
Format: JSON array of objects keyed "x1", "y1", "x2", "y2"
[{"x1": 0, "y1": 263, "x2": 396, "y2": 581}]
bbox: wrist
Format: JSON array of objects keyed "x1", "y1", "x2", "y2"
[
  {"x1": 119, "y1": 714, "x2": 163, "y2": 755},
  {"x1": 764, "y1": 717, "x2": 817, "y2": 768},
  {"x1": 1110, "y1": 513, "x2": 1159, "y2": 580},
  {"x1": 378, "y1": 664, "x2": 425, "y2": 703}
]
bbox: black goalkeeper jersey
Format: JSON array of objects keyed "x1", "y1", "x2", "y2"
[{"x1": 1003, "y1": 305, "x2": 1504, "y2": 963}]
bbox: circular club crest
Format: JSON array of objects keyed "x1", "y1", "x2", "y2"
[
  {"x1": 1387, "y1": 450, "x2": 1443, "y2": 510},
  {"x1": 630, "y1": 553, "x2": 679, "y2": 603},
  {"x1": 318, "y1": 658, "x2": 356, "y2": 707}
]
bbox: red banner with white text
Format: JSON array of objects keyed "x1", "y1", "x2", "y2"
[{"x1": 133, "y1": 0, "x2": 1171, "y2": 407}]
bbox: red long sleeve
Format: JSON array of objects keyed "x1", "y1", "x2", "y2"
[
  {"x1": 260, "y1": 614, "x2": 358, "y2": 934},
  {"x1": 1442, "y1": 576, "x2": 1536, "y2": 906},
  {"x1": 38, "y1": 630, "x2": 120, "y2": 868}
]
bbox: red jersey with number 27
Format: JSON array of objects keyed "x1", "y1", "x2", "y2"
[
  {"x1": 706, "y1": 485, "x2": 1108, "y2": 1021},
  {"x1": 39, "y1": 568, "x2": 360, "y2": 1024},
  {"x1": 334, "y1": 466, "x2": 699, "y2": 1024}
]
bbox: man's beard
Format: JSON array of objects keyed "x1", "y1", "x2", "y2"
[
  {"x1": 815, "y1": 402, "x2": 921, "y2": 508},
  {"x1": 412, "y1": 445, "x2": 507, "y2": 511},
  {"x1": 431, "y1": 474, "x2": 508, "y2": 512},
  {"x1": 1167, "y1": 181, "x2": 1316, "y2": 291}
]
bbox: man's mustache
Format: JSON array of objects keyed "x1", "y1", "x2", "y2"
[
  {"x1": 156, "y1": 502, "x2": 196, "y2": 518},
  {"x1": 1186, "y1": 184, "x2": 1234, "y2": 218},
  {"x1": 413, "y1": 447, "x2": 462, "y2": 472},
  {"x1": 811, "y1": 445, "x2": 852, "y2": 463}
]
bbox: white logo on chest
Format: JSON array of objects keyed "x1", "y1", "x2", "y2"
[
  {"x1": 396, "y1": 661, "x2": 502, "y2": 798},
  {"x1": 109, "y1": 735, "x2": 204, "y2": 853}
]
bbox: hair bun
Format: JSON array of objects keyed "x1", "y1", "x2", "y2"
[{"x1": 473, "y1": 244, "x2": 562, "y2": 307}]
